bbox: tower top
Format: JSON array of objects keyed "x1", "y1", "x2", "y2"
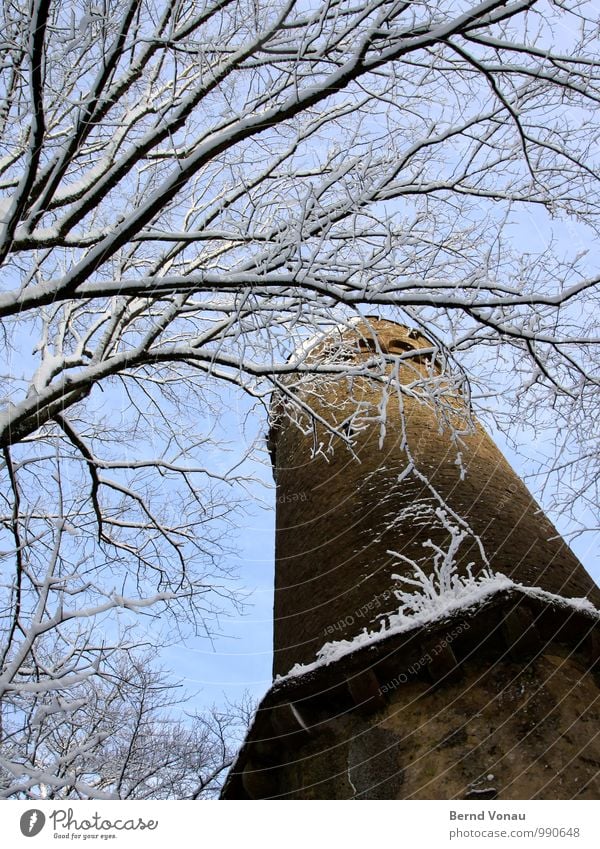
[{"x1": 289, "y1": 317, "x2": 440, "y2": 365}]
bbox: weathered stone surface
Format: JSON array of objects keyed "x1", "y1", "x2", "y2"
[
  {"x1": 381, "y1": 652, "x2": 599, "y2": 799},
  {"x1": 221, "y1": 593, "x2": 600, "y2": 800},
  {"x1": 264, "y1": 653, "x2": 600, "y2": 800}
]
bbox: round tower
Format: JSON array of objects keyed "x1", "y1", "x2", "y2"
[
  {"x1": 270, "y1": 318, "x2": 600, "y2": 677},
  {"x1": 221, "y1": 317, "x2": 600, "y2": 800}
]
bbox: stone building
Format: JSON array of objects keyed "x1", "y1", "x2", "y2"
[{"x1": 221, "y1": 318, "x2": 600, "y2": 800}]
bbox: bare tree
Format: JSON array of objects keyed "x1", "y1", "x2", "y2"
[
  {"x1": 1, "y1": 0, "x2": 600, "y2": 796},
  {"x1": 0, "y1": 644, "x2": 253, "y2": 799}
]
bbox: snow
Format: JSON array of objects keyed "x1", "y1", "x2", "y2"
[
  {"x1": 517, "y1": 584, "x2": 599, "y2": 615},
  {"x1": 275, "y1": 505, "x2": 599, "y2": 681},
  {"x1": 277, "y1": 576, "x2": 599, "y2": 682},
  {"x1": 287, "y1": 316, "x2": 365, "y2": 364},
  {"x1": 0, "y1": 196, "x2": 14, "y2": 224},
  {"x1": 31, "y1": 352, "x2": 64, "y2": 393}
]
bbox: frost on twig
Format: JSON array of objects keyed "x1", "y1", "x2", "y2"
[
  {"x1": 0, "y1": 645, "x2": 253, "y2": 800},
  {"x1": 282, "y1": 511, "x2": 510, "y2": 680},
  {"x1": 387, "y1": 507, "x2": 499, "y2": 620}
]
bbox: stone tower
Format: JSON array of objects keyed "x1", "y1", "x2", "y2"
[
  {"x1": 221, "y1": 318, "x2": 600, "y2": 800},
  {"x1": 270, "y1": 318, "x2": 600, "y2": 676}
]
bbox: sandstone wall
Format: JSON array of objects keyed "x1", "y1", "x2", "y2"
[{"x1": 261, "y1": 652, "x2": 600, "y2": 800}]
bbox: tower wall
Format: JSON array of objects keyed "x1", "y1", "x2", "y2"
[
  {"x1": 270, "y1": 319, "x2": 600, "y2": 677},
  {"x1": 222, "y1": 587, "x2": 600, "y2": 800},
  {"x1": 250, "y1": 652, "x2": 600, "y2": 800}
]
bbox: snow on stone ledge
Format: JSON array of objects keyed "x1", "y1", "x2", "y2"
[{"x1": 276, "y1": 575, "x2": 600, "y2": 684}]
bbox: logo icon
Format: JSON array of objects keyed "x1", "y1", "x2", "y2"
[{"x1": 20, "y1": 810, "x2": 46, "y2": 837}]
